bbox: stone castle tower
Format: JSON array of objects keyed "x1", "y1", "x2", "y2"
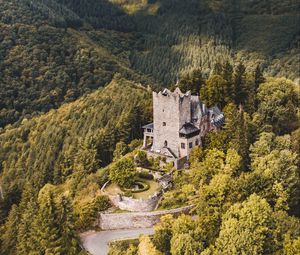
[
  {"x1": 142, "y1": 87, "x2": 224, "y2": 169},
  {"x1": 152, "y1": 88, "x2": 192, "y2": 158}
]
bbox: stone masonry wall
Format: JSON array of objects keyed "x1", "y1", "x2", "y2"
[
  {"x1": 152, "y1": 89, "x2": 191, "y2": 158},
  {"x1": 98, "y1": 205, "x2": 193, "y2": 230},
  {"x1": 108, "y1": 193, "x2": 161, "y2": 212}
]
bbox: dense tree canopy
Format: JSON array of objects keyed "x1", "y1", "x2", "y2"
[{"x1": 0, "y1": 1, "x2": 299, "y2": 254}]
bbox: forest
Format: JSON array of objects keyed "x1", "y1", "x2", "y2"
[
  {"x1": 0, "y1": 0, "x2": 299, "y2": 254},
  {"x1": 0, "y1": 0, "x2": 299, "y2": 127}
]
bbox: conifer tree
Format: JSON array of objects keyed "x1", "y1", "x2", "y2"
[
  {"x1": 1, "y1": 204, "x2": 19, "y2": 255},
  {"x1": 233, "y1": 63, "x2": 247, "y2": 105},
  {"x1": 56, "y1": 195, "x2": 81, "y2": 254},
  {"x1": 254, "y1": 64, "x2": 265, "y2": 91},
  {"x1": 31, "y1": 185, "x2": 62, "y2": 255},
  {"x1": 74, "y1": 137, "x2": 99, "y2": 174},
  {"x1": 16, "y1": 199, "x2": 38, "y2": 255}
]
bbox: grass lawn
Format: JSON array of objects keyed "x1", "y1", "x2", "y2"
[{"x1": 133, "y1": 179, "x2": 160, "y2": 199}]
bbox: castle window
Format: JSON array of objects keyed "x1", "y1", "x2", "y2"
[
  {"x1": 195, "y1": 139, "x2": 199, "y2": 146},
  {"x1": 181, "y1": 143, "x2": 185, "y2": 149},
  {"x1": 163, "y1": 122, "x2": 166, "y2": 126},
  {"x1": 189, "y1": 142, "x2": 193, "y2": 148},
  {"x1": 164, "y1": 140, "x2": 168, "y2": 147}
]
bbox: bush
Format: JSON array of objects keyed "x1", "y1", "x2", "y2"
[
  {"x1": 121, "y1": 181, "x2": 150, "y2": 193},
  {"x1": 75, "y1": 195, "x2": 110, "y2": 230},
  {"x1": 138, "y1": 171, "x2": 154, "y2": 180},
  {"x1": 135, "y1": 150, "x2": 149, "y2": 166},
  {"x1": 109, "y1": 239, "x2": 139, "y2": 255}
]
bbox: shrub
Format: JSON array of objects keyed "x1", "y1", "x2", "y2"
[
  {"x1": 75, "y1": 195, "x2": 110, "y2": 230},
  {"x1": 135, "y1": 150, "x2": 149, "y2": 166},
  {"x1": 138, "y1": 171, "x2": 154, "y2": 180},
  {"x1": 121, "y1": 181, "x2": 150, "y2": 193}
]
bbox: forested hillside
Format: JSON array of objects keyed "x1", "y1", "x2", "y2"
[
  {"x1": 108, "y1": 65, "x2": 300, "y2": 255},
  {"x1": 0, "y1": 77, "x2": 151, "y2": 222},
  {"x1": 0, "y1": 1, "x2": 299, "y2": 254},
  {"x1": 0, "y1": 0, "x2": 299, "y2": 128}
]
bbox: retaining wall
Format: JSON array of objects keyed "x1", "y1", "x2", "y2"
[
  {"x1": 108, "y1": 193, "x2": 161, "y2": 212},
  {"x1": 98, "y1": 205, "x2": 193, "y2": 230}
]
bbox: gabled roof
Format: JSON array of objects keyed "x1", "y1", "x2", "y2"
[
  {"x1": 142, "y1": 123, "x2": 154, "y2": 129},
  {"x1": 209, "y1": 106, "x2": 225, "y2": 128},
  {"x1": 210, "y1": 106, "x2": 222, "y2": 116},
  {"x1": 179, "y1": 122, "x2": 200, "y2": 135}
]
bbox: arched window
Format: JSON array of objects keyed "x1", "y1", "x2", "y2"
[{"x1": 164, "y1": 140, "x2": 168, "y2": 147}]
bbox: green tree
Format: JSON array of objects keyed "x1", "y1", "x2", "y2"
[
  {"x1": 74, "y1": 137, "x2": 100, "y2": 174},
  {"x1": 190, "y1": 149, "x2": 225, "y2": 187},
  {"x1": 113, "y1": 141, "x2": 129, "y2": 161},
  {"x1": 214, "y1": 194, "x2": 275, "y2": 255},
  {"x1": 153, "y1": 215, "x2": 174, "y2": 254},
  {"x1": 0, "y1": 204, "x2": 19, "y2": 255},
  {"x1": 256, "y1": 78, "x2": 298, "y2": 134},
  {"x1": 200, "y1": 75, "x2": 228, "y2": 108},
  {"x1": 31, "y1": 185, "x2": 62, "y2": 254},
  {"x1": 177, "y1": 69, "x2": 204, "y2": 95},
  {"x1": 254, "y1": 64, "x2": 265, "y2": 91},
  {"x1": 170, "y1": 233, "x2": 199, "y2": 255},
  {"x1": 233, "y1": 63, "x2": 247, "y2": 105},
  {"x1": 16, "y1": 183, "x2": 39, "y2": 255},
  {"x1": 250, "y1": 132, "x2": 300, "y2": 213},
  {"x1": 16, "y1": 201, "x2": 38, "y2": 255},
  {"x1": 109, "y1": 157, "x2": 136, "y2": 188},
  {"x1": 56, "y1": 195, "x2": 82, "y2": 254},
  {"x1": 139, "y1": 235, "x2": 162, "y2": 255}
]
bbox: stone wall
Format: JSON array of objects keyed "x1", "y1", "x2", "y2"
[
  {"x1": 108, "y1": 192, "x2": 161, "y2": 212},
  {"x1": 174, "y1": 156, "x2": 188, "y2": 170},
  {"x1": 98, "y1": 205, "x2": 193, "y2": 230}
]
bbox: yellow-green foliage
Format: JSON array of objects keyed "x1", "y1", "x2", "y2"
[
  {"x1": 138, "y1": 235, "x2": 162, "y2": 255},
  {"x1": 0, "y1": 77, "x2": 152, "y2": 219},
  {"x1": 1, "y1": 0, "x2": 299, "y2": 128}
]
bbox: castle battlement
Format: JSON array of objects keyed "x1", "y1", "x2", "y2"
[{"x1": 153, "y1": 88, "x2": 191, "y2": 101}]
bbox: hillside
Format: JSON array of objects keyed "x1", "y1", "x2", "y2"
[
  {"x1": 0, "y1": 77, "x2": 152, "y2": 222},
  {"x1": 0, "y1": 0, "x2": 299, "y2": 128}
]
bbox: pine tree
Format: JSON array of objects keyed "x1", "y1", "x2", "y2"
[
  {"x1": 31, "y1": 185, "x2": 62, "y2": 255},
  {"x1": 74, "y1": 137, "x2": 99, "y2": 174},
  {"x1": 222, "y1": 61, "x2": 235, "y2": 104},
  {"x1": 233, "y1": 63, "x2": 247, "y2": 105},
  {"x1": 56, "y1": 195, "x2": 81, "y2": 255},
  {"x1": 1, "y1": 204, "x2": 19, "y2": 255},
  {"x1": 16, "y1": 199, "x2": 38, "y2": 255},
  {"x1": 254, "y1": 64, "x2": 265, "y2": 92}
]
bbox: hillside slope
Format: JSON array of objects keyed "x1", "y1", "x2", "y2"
[
  {"x1": 0, "y1": 0, "x2": 299, "y2": 127},
  {"x1": 0, "y1": 77, "x2": 152, "y2": 221}
]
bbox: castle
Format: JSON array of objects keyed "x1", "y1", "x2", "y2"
[{"x1": 142, "y1": 87, "x2": 224, "y2": 169}]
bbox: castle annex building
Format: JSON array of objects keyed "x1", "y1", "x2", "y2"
[{"x1": 142, "y1": 88, "x2": 224, "y2": 169}]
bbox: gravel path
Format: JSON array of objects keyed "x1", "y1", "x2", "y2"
[{"x1": 81, "y1": 228, "x2": 154, "y2": 255}]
